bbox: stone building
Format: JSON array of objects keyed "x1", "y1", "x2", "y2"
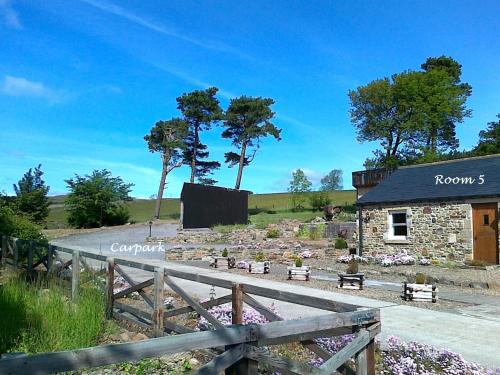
[{"x1": 355, "y1": 154, "x2": 500, "y2": 264}]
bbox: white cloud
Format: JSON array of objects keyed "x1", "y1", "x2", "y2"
[
  {"x1": 79, "y1": 0, "x2": 248, "y2": 58},
  {"x1": 1, "y1": 75, "x2": 65, "y2": 103},
  {"x1": 0, "y1": 0, "x2": 21, "y2": 29}
]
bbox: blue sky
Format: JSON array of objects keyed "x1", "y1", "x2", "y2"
[{"x1": 1, "y1": 0, "x2": 499, "y2": 198}]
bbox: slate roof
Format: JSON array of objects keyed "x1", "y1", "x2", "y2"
[{"x1": 357, "y1": 154, "x2": 500, "y2": 206}]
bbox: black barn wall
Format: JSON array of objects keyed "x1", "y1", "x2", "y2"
[{"x1": 181, "y1": 183, "x2": 249, "y2": 229}]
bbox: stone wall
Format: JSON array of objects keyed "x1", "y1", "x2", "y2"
[{"x1": 361, "y1": 201, "x2": 476, "y2": 261}]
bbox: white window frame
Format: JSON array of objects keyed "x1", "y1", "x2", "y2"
[{"x1": 387, "y1": 209, "x2": 409, "y2": 240}]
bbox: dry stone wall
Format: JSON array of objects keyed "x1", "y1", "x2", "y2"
[{"x1": 362, "y1": 201, "x2": 475, "y2": 261}]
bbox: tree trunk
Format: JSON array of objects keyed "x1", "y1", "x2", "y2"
[
  {"x1": 190, "y1": 126, "x2": 199, "y2": 183},
  {"x1": 235, "y1": 143, "x2": 247, "y2": 190},
  {"x1": 154, "y1": 163, "x2": 168, "y2": 219}
]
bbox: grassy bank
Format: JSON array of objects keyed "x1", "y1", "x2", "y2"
[
  {"x1": 0, "y1": 272, "x2": 110, "y2": 354},
  {"x1": 47, "y1": 190, "x2": 356, "y2": 229}
]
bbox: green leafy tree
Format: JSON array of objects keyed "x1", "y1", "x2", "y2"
[
  {"x1": 309, "y1": 191, "x2": 332, "y2": 211},
  {"x1": 177, "y1": 87, "x2": 223, "y2": 185},
  {"x1": 288, "y1": 169, "x2": 312, "y2": 211},
  {"x1": 145, "y1": 118, "x2": 188, "y2": 219},
  {"x1": 349, "y1": 56, "x2": 472, "y2": 168},
  {"x1": 13, "y1": 164, "x2": 50, "y2": 224},
  {"x1": 0, "y1": 196, "x2": 46, "y2": 246},
  {"x1": 223, "y1": 96, "x2": 281, "y2": 189},
  {"x1": 65, "y1": 170, "x2": 133, "y2": 228},
  {"x1": 320, "y1": 169, "x2": 343, "y2": 191},
  {"x1": 473, "y1": 114, "x2": 500, "y2": 156}
]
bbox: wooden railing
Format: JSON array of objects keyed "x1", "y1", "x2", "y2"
[
  {"x1": 0, "y1": 235, "x2": 380, "y2": 375},
  {"x1": 352, "y1": 169, "x2": 392, "y2": 188}
]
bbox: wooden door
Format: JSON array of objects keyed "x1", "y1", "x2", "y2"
[{"x1": 472, "y1": 203, "x2": 499, "y2": 264}]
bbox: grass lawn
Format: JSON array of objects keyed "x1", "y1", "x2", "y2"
[
  {"x1": 46, "y1": 190, "x2": 356, "y2": 229},
  {"x1": 0, "y1": 272, "x2": 112, "y2": 354}
]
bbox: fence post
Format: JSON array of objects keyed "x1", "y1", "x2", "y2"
[
  {"x1": 366, "y1": 339, "x2": 376, "y2": 375},
  {"x1": 47, "y1": 245, "x2": 54, "y2": 274},
  {"x1": 72, "y1": 251, "x2": 80, "y2": 301},
  {"x1": 13, "y1": 238, "x2": 19, "y2": 267},
  {"x1": 1, "y1": 235, "x2": 6, "y2": 266},
  {"x1": 153, "y1": 267, "x2": 165, "y2": 337},
  {"x1": 27, "y1": 240, "x2": 34, "y2": 278},
  {"x1": 106, "y1": 258, "x2": 115, "y2": 319},
  {"x1": 226, "y1": 283, "x2": 258, "y2": 375}
]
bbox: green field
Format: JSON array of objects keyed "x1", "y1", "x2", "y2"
[{"x1": 46, "y1": 190, "x2": 356, "y2": 229}]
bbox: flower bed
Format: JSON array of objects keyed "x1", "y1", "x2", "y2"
[
  {"x1": 379, "y1": 336, "x2": 500, "y2": 374},
  {"x1": 197, "y1": 303, "x2": 278, "y2": 330}
]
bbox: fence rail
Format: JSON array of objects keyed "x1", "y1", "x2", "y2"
[{"x1": 0, "y1": 235, "x2": 380, "y2": 375}]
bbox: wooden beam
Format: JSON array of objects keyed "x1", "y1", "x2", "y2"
[
  {"x1": 319, "y1": 325, "x2": 380, "y2": 374},
  {"x1": 226, "y1": 284, "x2": 257, "y2": 375},
  {"x1": 153, "y1": 267, "x2": 165, "y2": 337},
  {"x1": 71, "y1": 251, "x2": 80, "y2": 301},
  {"x1": 113, "y1": 278, "x2": 154, "y2": 300},
  {"x1": 106, "y1": 258, "x2": 115, "y2": 319},
  {"x1": 0, "y1": 325, "x2": 250, "y2": 374},
  {"x1": 195, "y1": 345, "x2": 244, "y2": 375},
  {"x1": 245, "y1": 346, "x2": 326, "y2": 375},
  {"x1": 232, "y1": 284, "x2": 243, "y2": 325},
  {"x1": 164, "y1": 274, "x2": 225, "y2": 330},
  {"x1": 163, "y1": 294, "x2": 232, "y2": 318},
  {"x1": 242, "y1": 284, "x2": 358, "y2": 313},
  {"x1": 114, "y1": 264, "x2": 154, "y2": 308}
]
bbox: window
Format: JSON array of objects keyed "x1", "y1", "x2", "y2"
[
  {"x1": 388, "y1": 210, "x2": 409, "y2": 240},
  {"x1": 483, "y1": 214, "x2": 489, "y2": 226}
]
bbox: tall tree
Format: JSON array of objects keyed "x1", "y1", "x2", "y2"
[
  {"x1": 419, "y1": 56, "x2": 472, "y2": 156},
  {"x1": 473, "y1": 114, "x2": 500, "y2": 155},
  {"x1": 145, "y1": 118, "x2": 188, "y2": 219},
  {"x1": 349, "y1": 56, "x2": 472, "y2": 169},
  {"x1": 13, "y1": 164, "x2": 50, "y2": 224},
  {"x1": 176, "y1": 87, "x2": 223, "y2": 185},
  {"x1": 288, "y1": 169, "x2": 312, "y2": 210},
  {"x1": 222, "y1": 96, "x2": 281, "y2": 189},
  {"x1": 320, "y1": 169, "x2": 343, "y2": 191}
]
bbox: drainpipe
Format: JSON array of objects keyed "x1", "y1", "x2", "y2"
[{"x1": 357, "y1": 205, "x2": 363, "y2": 256}]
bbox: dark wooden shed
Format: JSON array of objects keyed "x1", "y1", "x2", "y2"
[{"x1": 180, "y1": 183, "x2": 251, "y2": 229}]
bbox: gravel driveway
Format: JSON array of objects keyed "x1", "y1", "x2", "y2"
[{"x1": 53, "y1": 223, "x2": 227, "y2": 260}]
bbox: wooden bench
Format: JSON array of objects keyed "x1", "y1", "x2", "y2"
[
  {"x1": 248, "y1": 261, "x2": 270, "y2": 274},
  {"x1": 402, "y1": 282, "x2": 438, "y2": 303},
  {"x1": 287, "y1": 266, "x2": 310, "y2": 281},
  {"x1": 338, "y1": 273, "x2": 364, "y2": 290}
]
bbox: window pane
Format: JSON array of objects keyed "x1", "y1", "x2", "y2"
[
  {"x1": 483, "y1": 215, "x2": 489, "y2": 225},
  {"x1": 394, "y1": 225, "x2": 407, "y2": 236},
  {"x1": 392, "y1": 213, "x2": 406, "y2": 224}
]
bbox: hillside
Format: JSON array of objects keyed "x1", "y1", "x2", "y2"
[{"x1": 46, "y1": 190, "x2": 357, "y2": 229}]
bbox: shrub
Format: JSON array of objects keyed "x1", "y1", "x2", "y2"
[
  {"x1": 309, "y1": 192, "x2": 332, "y2": 211},
  {"x1": 65, "y1": 169, "x2": 133, "y2": 228},
  {"x1": 335, "y1": 238, "x2": 348, "y2": 249},
  {"x1": 346, "y1": 259, "x2": 359, "y2": 274},
  {"x1": 295, "y1": 257, "x2": 303, "y2": 268},
  {"x1": 266, "y1": 228, "x2": 280, "y2": 238},
  {"x1": 221, "y1": 248, "x2": 228, "y2": 257},
  {"x1": 415, "y1": 273, "x2": 426, "y2": 284},
  {"x1": 255, "y1": 252, "x2": 264, "y2": 262}
]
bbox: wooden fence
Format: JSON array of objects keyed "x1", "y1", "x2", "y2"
[{"x1": 0, "y1": 235, "x2": 380, "y2": 375}]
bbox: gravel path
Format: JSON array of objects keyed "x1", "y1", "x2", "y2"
[{"x1": 180, "y1": 260, "x2": 500, "y2": 314}]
